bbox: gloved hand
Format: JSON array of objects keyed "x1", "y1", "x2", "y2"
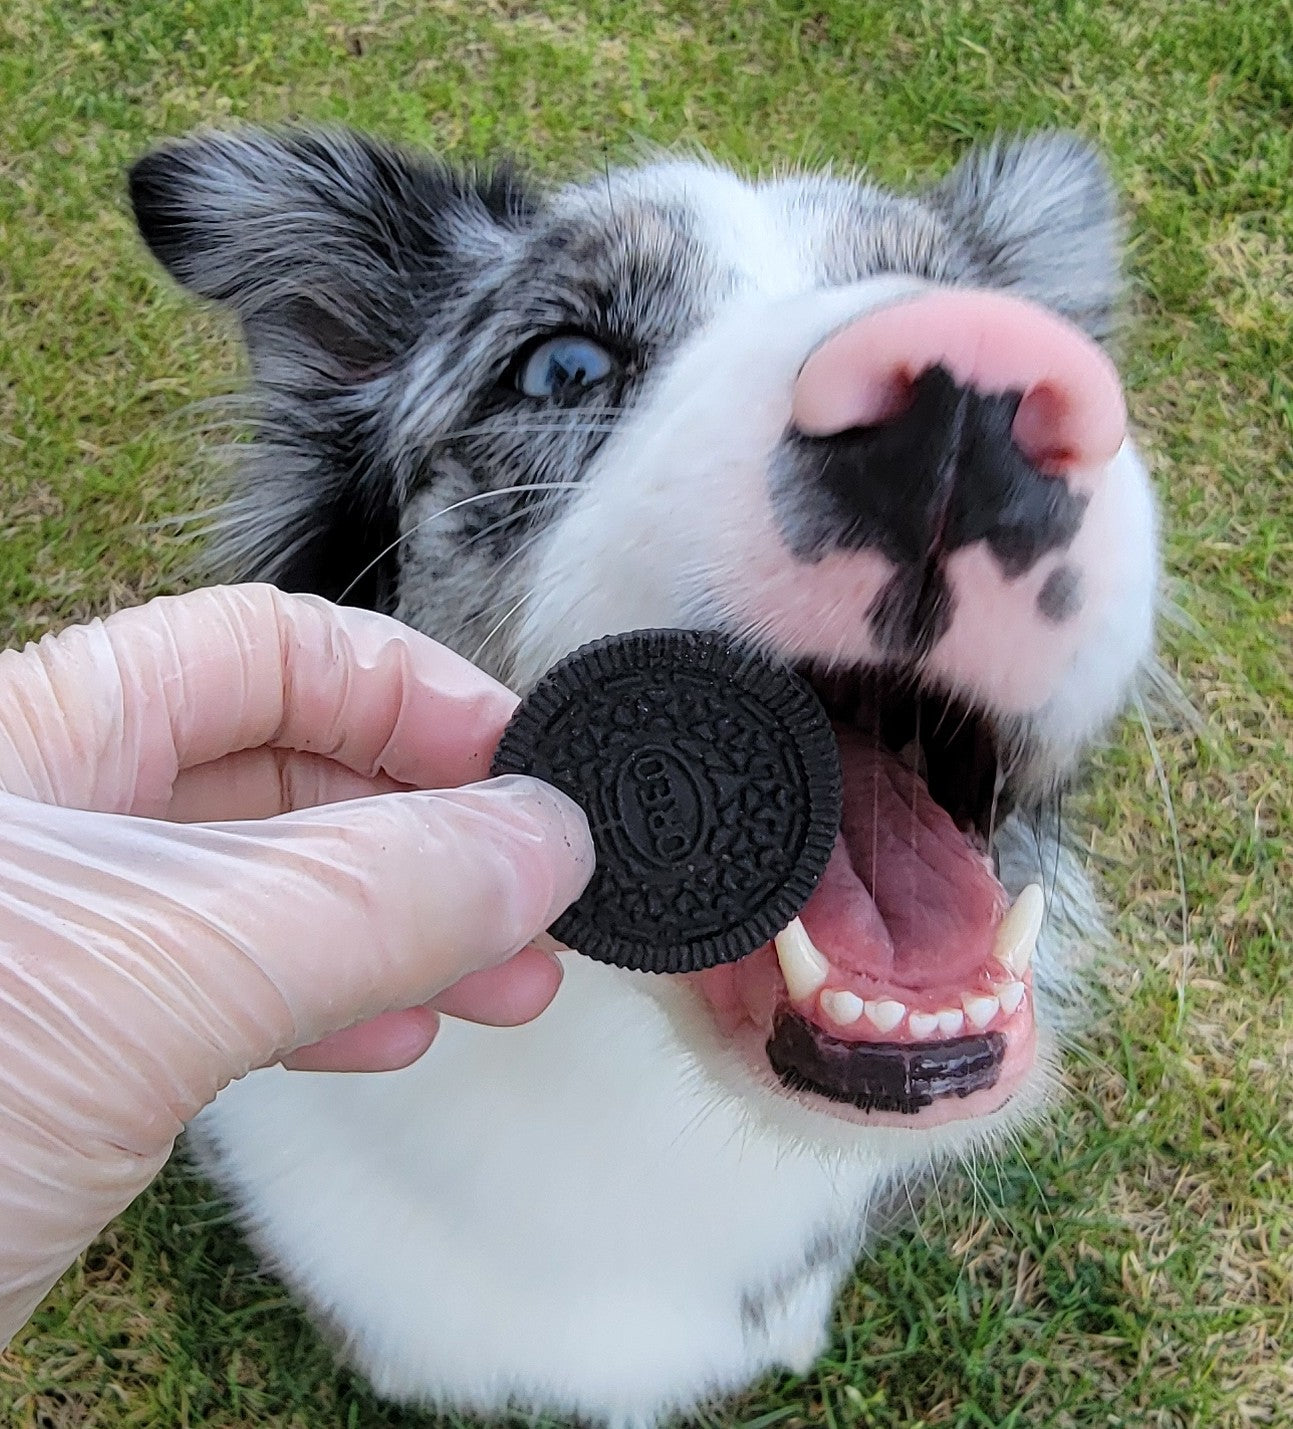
[{"x1": 0, "y1": 584, "x2": 594, "y2": 1343}]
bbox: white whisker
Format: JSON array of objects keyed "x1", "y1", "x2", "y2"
[
  {"x1": 470, "y1": 589, "x2": 535, "y2": 666},
  {"x1": 1133, "y1": 689, "x2": 1191, "y2": 1029},
  {"x1": 334, "y1": 482, "x2": 581, "y2": 604}
]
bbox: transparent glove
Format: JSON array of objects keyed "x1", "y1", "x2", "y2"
[{"x1": 0, "y1": 584, "x2": 594, "y2": 1342}]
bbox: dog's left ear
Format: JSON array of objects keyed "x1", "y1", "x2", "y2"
[
  {"x1": 129, "y1": 126, "x2": 536, "y2": 378},
  {"x1": 928, "y1": 132, "x2": 1123, "y2": 343}
]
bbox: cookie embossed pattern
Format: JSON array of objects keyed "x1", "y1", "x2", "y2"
[{"x1": 492, "y1": 629, "x2": 843, "y2": 973}]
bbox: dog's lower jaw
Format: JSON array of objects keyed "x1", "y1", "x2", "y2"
[{"x1": 189, "y1": 954, "x2": 998, "y2": 1428}]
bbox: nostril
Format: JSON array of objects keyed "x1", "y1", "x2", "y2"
[
  {"x1": 1012, "y1": 382, "x2": 1076, "y2": 473},
  {"x1": 792, "y1": 362, "x2": 916, "y2": 437},
  {"x1": 857, "y1": 369, "x2": 917, "y2": 429}
]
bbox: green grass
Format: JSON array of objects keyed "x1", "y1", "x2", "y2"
[{"x1": 1, "y1": 0, "x2": 1290, "y2": 1425}]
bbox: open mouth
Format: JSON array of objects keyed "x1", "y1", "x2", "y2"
[{"x1": 692, "y1": 666, "x2": 1041, "y2": 1125}]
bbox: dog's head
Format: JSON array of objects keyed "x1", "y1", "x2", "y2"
[{"x1": 130, "y1": 129, "x2": 1156, "y2": 1153}]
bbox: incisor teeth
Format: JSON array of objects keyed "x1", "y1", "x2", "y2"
[
  {"x1": 820, "y1": 989, "x2": 865, "y2": 1027},
  {"x1": 774, "y1": 917, "x2": 830, "y2": 1001},
  {"x1": 962, "y1": 993, "x2": 1001, "y2": 1029},
  {"x1": 996, "y1": 980, "x2": 1027, "y2": 1015},
  {"x1": 936, "y1": 1008, "x2": 965, "y2": 1037},
  {"x1": 908, "y1": 1011, "x2": 940, "y2": 1039},
  {"x1": 993, "y1": 883, "x2": 1045, "y2": 976},
  {"x1": 864, "y1": 998, "x2": 907, "y2": 1032}
]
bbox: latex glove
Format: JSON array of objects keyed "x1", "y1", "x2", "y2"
[{"x1": 0, "y1": 584, "x2": 594, "y2": 1343}]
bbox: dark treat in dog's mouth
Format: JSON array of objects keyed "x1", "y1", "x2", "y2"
[
  {"x1": 767, "y1": 1011, "x2": 1006, "y2": 1113},
  {"x1": 498, "y1": 628, "x2": 1038, "y2": 1113}
]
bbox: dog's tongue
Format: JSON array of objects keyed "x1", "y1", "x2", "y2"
[{"x1": 796, "y1": 726, "x2": 1003, "y2": 990}]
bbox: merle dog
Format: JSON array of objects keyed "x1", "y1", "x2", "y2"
[{"x1": 129, "y1": 127, "x2": 1157, "y2": 1427}]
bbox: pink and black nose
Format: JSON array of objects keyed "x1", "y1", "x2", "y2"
[{"x1": 785, "y1": 289, "x2": 1127, "y2": 653}]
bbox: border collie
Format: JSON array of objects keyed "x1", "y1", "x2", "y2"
[{"x1": 129, "y1": 127, "x2": 1157, "y2": 1427}]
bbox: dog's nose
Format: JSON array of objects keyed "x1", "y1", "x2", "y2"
[{"x1": 791, "y1": 289, "x2": 1126, "y2": 483}]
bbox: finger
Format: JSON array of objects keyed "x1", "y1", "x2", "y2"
[
  {"x1": 0, "y1": 585, "x2": 518, "y2": 816},
  {"x1": 281, "y1": 945, "x2": 564, "y2": 1073},
  {"x1": 239, "y1": 779, "x2": 591, "y2": 1039},
  {"x1": 165, "y1": 747, "x2": 409, "y2": 822},
  {"x1": 427, "y1": 945, "x2": 564, "y2": 1025},
  {"x1": 280, "y1": 1007, "x2": 440, "y2": 1073},
  {"x1": 0, "y1": 779, "x2": 586, "y2": 1345}
]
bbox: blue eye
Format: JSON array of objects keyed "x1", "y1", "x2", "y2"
[{"x1": 517, "y1": 335, "x2": 615, "y2": 398}]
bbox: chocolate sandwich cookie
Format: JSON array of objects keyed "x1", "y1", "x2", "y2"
[{"x1": 491, "y1": 629, "x2": 842, "y2": 974}]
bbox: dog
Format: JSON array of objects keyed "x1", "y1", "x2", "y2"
[{"x1": 128, "y1": 126, "x2": 1158, "y2": 1428}]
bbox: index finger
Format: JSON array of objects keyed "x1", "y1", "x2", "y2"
[{"x1": 0, "y1": 585, "x2": 518, "y2": 816}]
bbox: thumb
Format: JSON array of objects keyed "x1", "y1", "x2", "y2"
[
  {"x1": 168, "y1": 774, "x2": 595, "y2": 1104},
  {"x1": 0, "y1": 776, "x2": 593, "y2": 1160},
  {"x1": 228, "y1": 774, "x2": 595, "y2": 1050}
]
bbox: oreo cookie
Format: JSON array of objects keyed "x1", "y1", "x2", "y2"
[{"x1": 491, "y1": 629, "x2": 842, "y2": 974}]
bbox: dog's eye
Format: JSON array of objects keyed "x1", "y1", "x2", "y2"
[{"x1": 517, "y1": 335, "x2": 615, "y2": 398}]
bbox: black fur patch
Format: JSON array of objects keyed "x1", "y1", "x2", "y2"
[
  {"x1": 781, "y1": 366, "x2": 1087, "y2": 652},
  {"x1": 129, "y1": 131, "x2": 535, "y2": 365},
  {"x1": 1037, "y1": 564, "x2": 1082, "y2": 623}
]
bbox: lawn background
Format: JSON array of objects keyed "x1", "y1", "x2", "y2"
[{"x1": 1, "y1": 1, "x2": 1289, "y2": 1425}]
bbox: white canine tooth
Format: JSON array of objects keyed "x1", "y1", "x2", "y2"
[
  {"x1": 996, "y1": 980, "x2": 1027, "y2": 1014},
  {"x1": 864, "y1": 998, "x2": 907, "y2": 1033},
  {"x1": 993, "y1": 883, "x2": 1045, "y2": 976},
  {"x1": 774, "y1": 917, "x2": 830, "y2": 1001},
  {"x1": 936, "y1": 1008, "x2": 965, "y2": 1037},
  {"x1": 908, "y1": 1011, "x2": 940, "y2": 1040},
  {"x1": 820, "y1": 989, "x2": 865, "y2": 1027},
  {"x1": 962, "y1": 993, "x2": 1001, "y2": 1029}
]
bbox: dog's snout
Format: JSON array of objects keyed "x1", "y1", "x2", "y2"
[{"x1": 791, "y1": 289, "x2": 1127, "y2": 481}]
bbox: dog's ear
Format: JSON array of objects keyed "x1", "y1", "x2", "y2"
[
  {"x1": 128, "y1": 128, "x2": 537, "y2": 611},
  {"x1": 928, "y1": 132, "x2": 1122, "y2": 343},
  {"x1": 129, "y1": 127, "x2": 535, "y2": 377}
]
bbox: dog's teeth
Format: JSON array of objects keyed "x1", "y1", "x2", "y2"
[
  {"x1": 962, "y1": 993, "x2": 1001, "y2": 1029},
  {"x1": 996, "y1": 980, "x2": 1027, "y2": 1015},
  {"x1": 820, "y1": 989, "x2": 865, "y2": 1027},
  {"x1": 992, "y1": 883, "x2": 1044, "y2": 976},
  {"x1": 936, "y1": 1008, "x2": 965, "y2": 1037},
  {"x1": 863, "y1": 998, "x2": 907, "y2": 1032},
  {"x1": 774, "y1": 918, "x2": 830, "y2": 1001},
  {"x1": 908, "y1": 1011, "x2": 940, "y2": 1040}
]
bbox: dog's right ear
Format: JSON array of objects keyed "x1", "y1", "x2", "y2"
[
  {"x1": 129, "y1": 127, "x2": 535, "y2": 378},
  {"x1": 927, "y1": 132, "x2": 1122, "y2": 345}
]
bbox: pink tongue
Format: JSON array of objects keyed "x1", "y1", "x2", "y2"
[{"x1": 798, "y1": 727, "x2": 1004, "y2": 990}]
